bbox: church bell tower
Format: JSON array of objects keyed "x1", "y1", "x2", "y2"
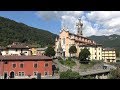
[{"x1": 76, "y1": 18, "x2": 83, "y2": 36}]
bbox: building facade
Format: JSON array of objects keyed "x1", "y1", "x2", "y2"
[
  {"x1": 36, "y1": 47, "x2": 47, "y2": 56},
  {"x1": 55, "y1": 18, "x2": 102, "y2": 61},
  {"x1": 79, "y1": 45, "x2": 102, "y2": 60},
  {"x1": 102, "y1": 48, "x2": 116, "y2": 63},
  {"x1": 0, "y1": 42, "x2": 31, "y2": 56},
  {"x1": 0, "y1": 55, "x2": 52, "y2": 79}
]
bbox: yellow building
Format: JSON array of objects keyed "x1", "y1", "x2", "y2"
[
  {"x1": 79, "y1": 45, "x2": 102, "y2": 60},
  {"x1": 29, "y1": 47, "x2": 47, "y2": 56},
  {"x1": 102, "y1": 48, "x2": 116, "y2": 63},
  {"x1": 55, "y1": 18, "x2": 102, "y2": 61},
  {"x1": 30, "y1": 47, "x2": 37, "y2": 55},
  {"x1": 36, "y1": 47, "x2": 47, "y2": 56}
]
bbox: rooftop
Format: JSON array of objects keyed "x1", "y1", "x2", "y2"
[
  {"x1": 0, "y1": 55, "x2": 52, "y2": 61},
  {"x1": 37, "y1": 47, "x2": 47, "y2": 51},
  {"x1": 103, "y1": 48, "x2": 115, "y2": 51},
  {"x1": 79, "y1": 69, "x2": 110, "y2": 76},
  {"x1": 79, "y1": 44, "x2": 102, "y2": 47},
  {"x1": 0, "y1": 46, "x2": 6, "y2": 50},
  {"x1": 7, "y1": 42, "x2": 30, "y2": 49},
  {"x1": 69, "y1": 32, "x2": 94, "y2": 41}
]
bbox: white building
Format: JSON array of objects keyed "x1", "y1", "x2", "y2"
[
  {"x1": 102, "y1": 48, "x2": 116, "y2": 63},
  {"x1": 0, "y1": 42, "x2": 31, "y2": 56}
]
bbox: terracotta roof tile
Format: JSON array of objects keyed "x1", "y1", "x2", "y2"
[{"x1": 0, "y1": 55, "x2": 52, "y2": 61}]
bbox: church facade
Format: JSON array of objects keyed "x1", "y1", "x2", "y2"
[{"x1": 55, "y1": 18, "x2": 102, "y2": 61}]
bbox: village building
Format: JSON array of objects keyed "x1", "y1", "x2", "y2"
[
  {"x1": 102, "y1": 48, "x2": 116, "y2": 63},
  {"x1": 0, "y1": 42, "x2": 48, "y2": 56},
  {"x1": 0, "y1": 55, "x2": 52, "y2": 79},
  {"x1": 29, "y1": 47, "x2": 47, "y2": 56},
  {"x1": 36, "y1": 47, "x2": 47, "y2": 56},
  {"x1": 0, "y1": 42, "x2": 31, "y2": 56}
]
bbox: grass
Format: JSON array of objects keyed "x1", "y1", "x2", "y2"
[
  {"x1": 59, "y1": 58, "x2": 76, "y2": 68},
  {"x1": 79, "y1": 60, "x2": 104, "y2": 70},
  {"x1": 90, "y1": 60, "x2": 103, "y2": 65},
  {"x1": 79, "y1": 63, "x2": 93, "y2": 70}
]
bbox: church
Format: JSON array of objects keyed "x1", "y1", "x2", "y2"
[{"x1": 55, "y1": 18, "x2": 102, "y2": 61}]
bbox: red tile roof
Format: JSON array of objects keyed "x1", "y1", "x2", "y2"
[
  {"x1": 7, "y1": 44, "x2": 30, "y2": 49},
  {"x1": 0, "y1": 55, "x2": 52, "y2": 61}
]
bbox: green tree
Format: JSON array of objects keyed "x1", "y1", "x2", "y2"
[
  {"x1": 79, "y1": 48, "x2": 90, "y2": 64},
  {"x1": 116, "y1": 50, "x2": 120, "y2": 57},
  {"x1": 45, "y1": 46, "x2": 55, "y2": 57},
  {"x1": 69, "y1": 45, "x2": 77, "y2": 57},
  {"x1": 60, "y1": 69, "x2": 80, "y2": 79},
  {"x1": 109, "y1": 68, "x2": 120, "y2": 79}
]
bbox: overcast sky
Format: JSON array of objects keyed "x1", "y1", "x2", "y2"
[{"x1": 0, "y1": 11, "x2": 120, "y2": 36}]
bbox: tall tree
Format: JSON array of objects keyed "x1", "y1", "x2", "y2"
[
  {"x1": 45, "y1": 46, "x2": 55, "y2": 57},
  {"x1": 79, "y1": 48, "x2": 90, "y2": 64},
  {"x1": 69, "y1": 45, "x2": 77, "y2": 57}
]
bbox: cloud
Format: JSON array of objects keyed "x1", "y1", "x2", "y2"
[
  {"x1": 36, "y1": 11, "x2": 120, "y2": 36},
  {"x1": 86, "y1": 11, "x2": 120, "y2": 36},
  {"x1": 36, "y1": 11, "x2": 84, "y2": 34}
]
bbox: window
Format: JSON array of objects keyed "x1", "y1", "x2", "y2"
[
  {"x1": 44, "y1": 72, "x2": 48, "y2": 76},
  {"x1": 95, "y1": 48, "x2": 96, "y2": 50},
  {"x1": 95, "y1": 53, "x2": 96, "y2": 55},
  {"x1": 4, "y1": 61, "x2": 8, "y2": 64},
  {"x1": 34, "y1": 63, "x2": 38, "y2": 68},
  {"x1": 33, "y1": 71, "x2": 38, "y2": 76},
  {"x1": 18, "y1": 72, "x2": 21, "y2": 76},
  {"x1": 99, "y1": 53, "x2": 100, "y2": 55},
  {"x1": 16, "y1": 49, "x2": 18, "y2": 52},
  {"x1": 18, "y1": 72, "x2": 24, "y2": 76},
  {"x1": 99, "y1": 57, "x2": 100, "y2": 60},
  {"x1": 95, "y1": 57, "x2": 96, "y2": 59},
  {"x1": 22, "y1": 72, "x2": 24, "y2": 76},
  {"x1": 45, "y1": 63, "x2": 48, "y2": 67},
  {"x1": 13, "y1": 64, "x2": 16, "y2": 68},
  {"x1": 20, "y1": 63, "x2": 24, "y2": 68}
]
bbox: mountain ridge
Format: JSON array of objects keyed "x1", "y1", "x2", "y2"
[
  {"x1": 89, "y1": 34, "x2": 120, "y2": 57},
  {"x1": 0, "y1": 16, "x2": 58, "y2": 47}
]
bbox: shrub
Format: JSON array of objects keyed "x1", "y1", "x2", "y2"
[
  {"x1": 60, "y1": 69, "x2": 80, "y2": 79},
  {"x1": 59, "y1": 60, "x2": 64, "y2": 64},
  {"x1": 90, "y1": 60, "x2": 103, "y2": 65},
  {"x1": 109, "y1": 68, "x2": 120, "y2": 79},
  {"x1": 58, "y1": 56, "x2": 63, "y2": 60},
  {"x1": 67, "y1": 57, "x2": 72, "y2": 61},
  {"x1": 56, "y1": 67, "x2": 59, "y2": 71},
  {"x1": 116, "y1": 60, "x2": 120, "y2": 62}
]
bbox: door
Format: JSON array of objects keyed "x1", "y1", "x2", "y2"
[
  {"x1": 10, "y1": 71, "x2": 15, "y2": 78},
  {"x1": 4, "y1": 72, "x2": 7, "y2": 79}
]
